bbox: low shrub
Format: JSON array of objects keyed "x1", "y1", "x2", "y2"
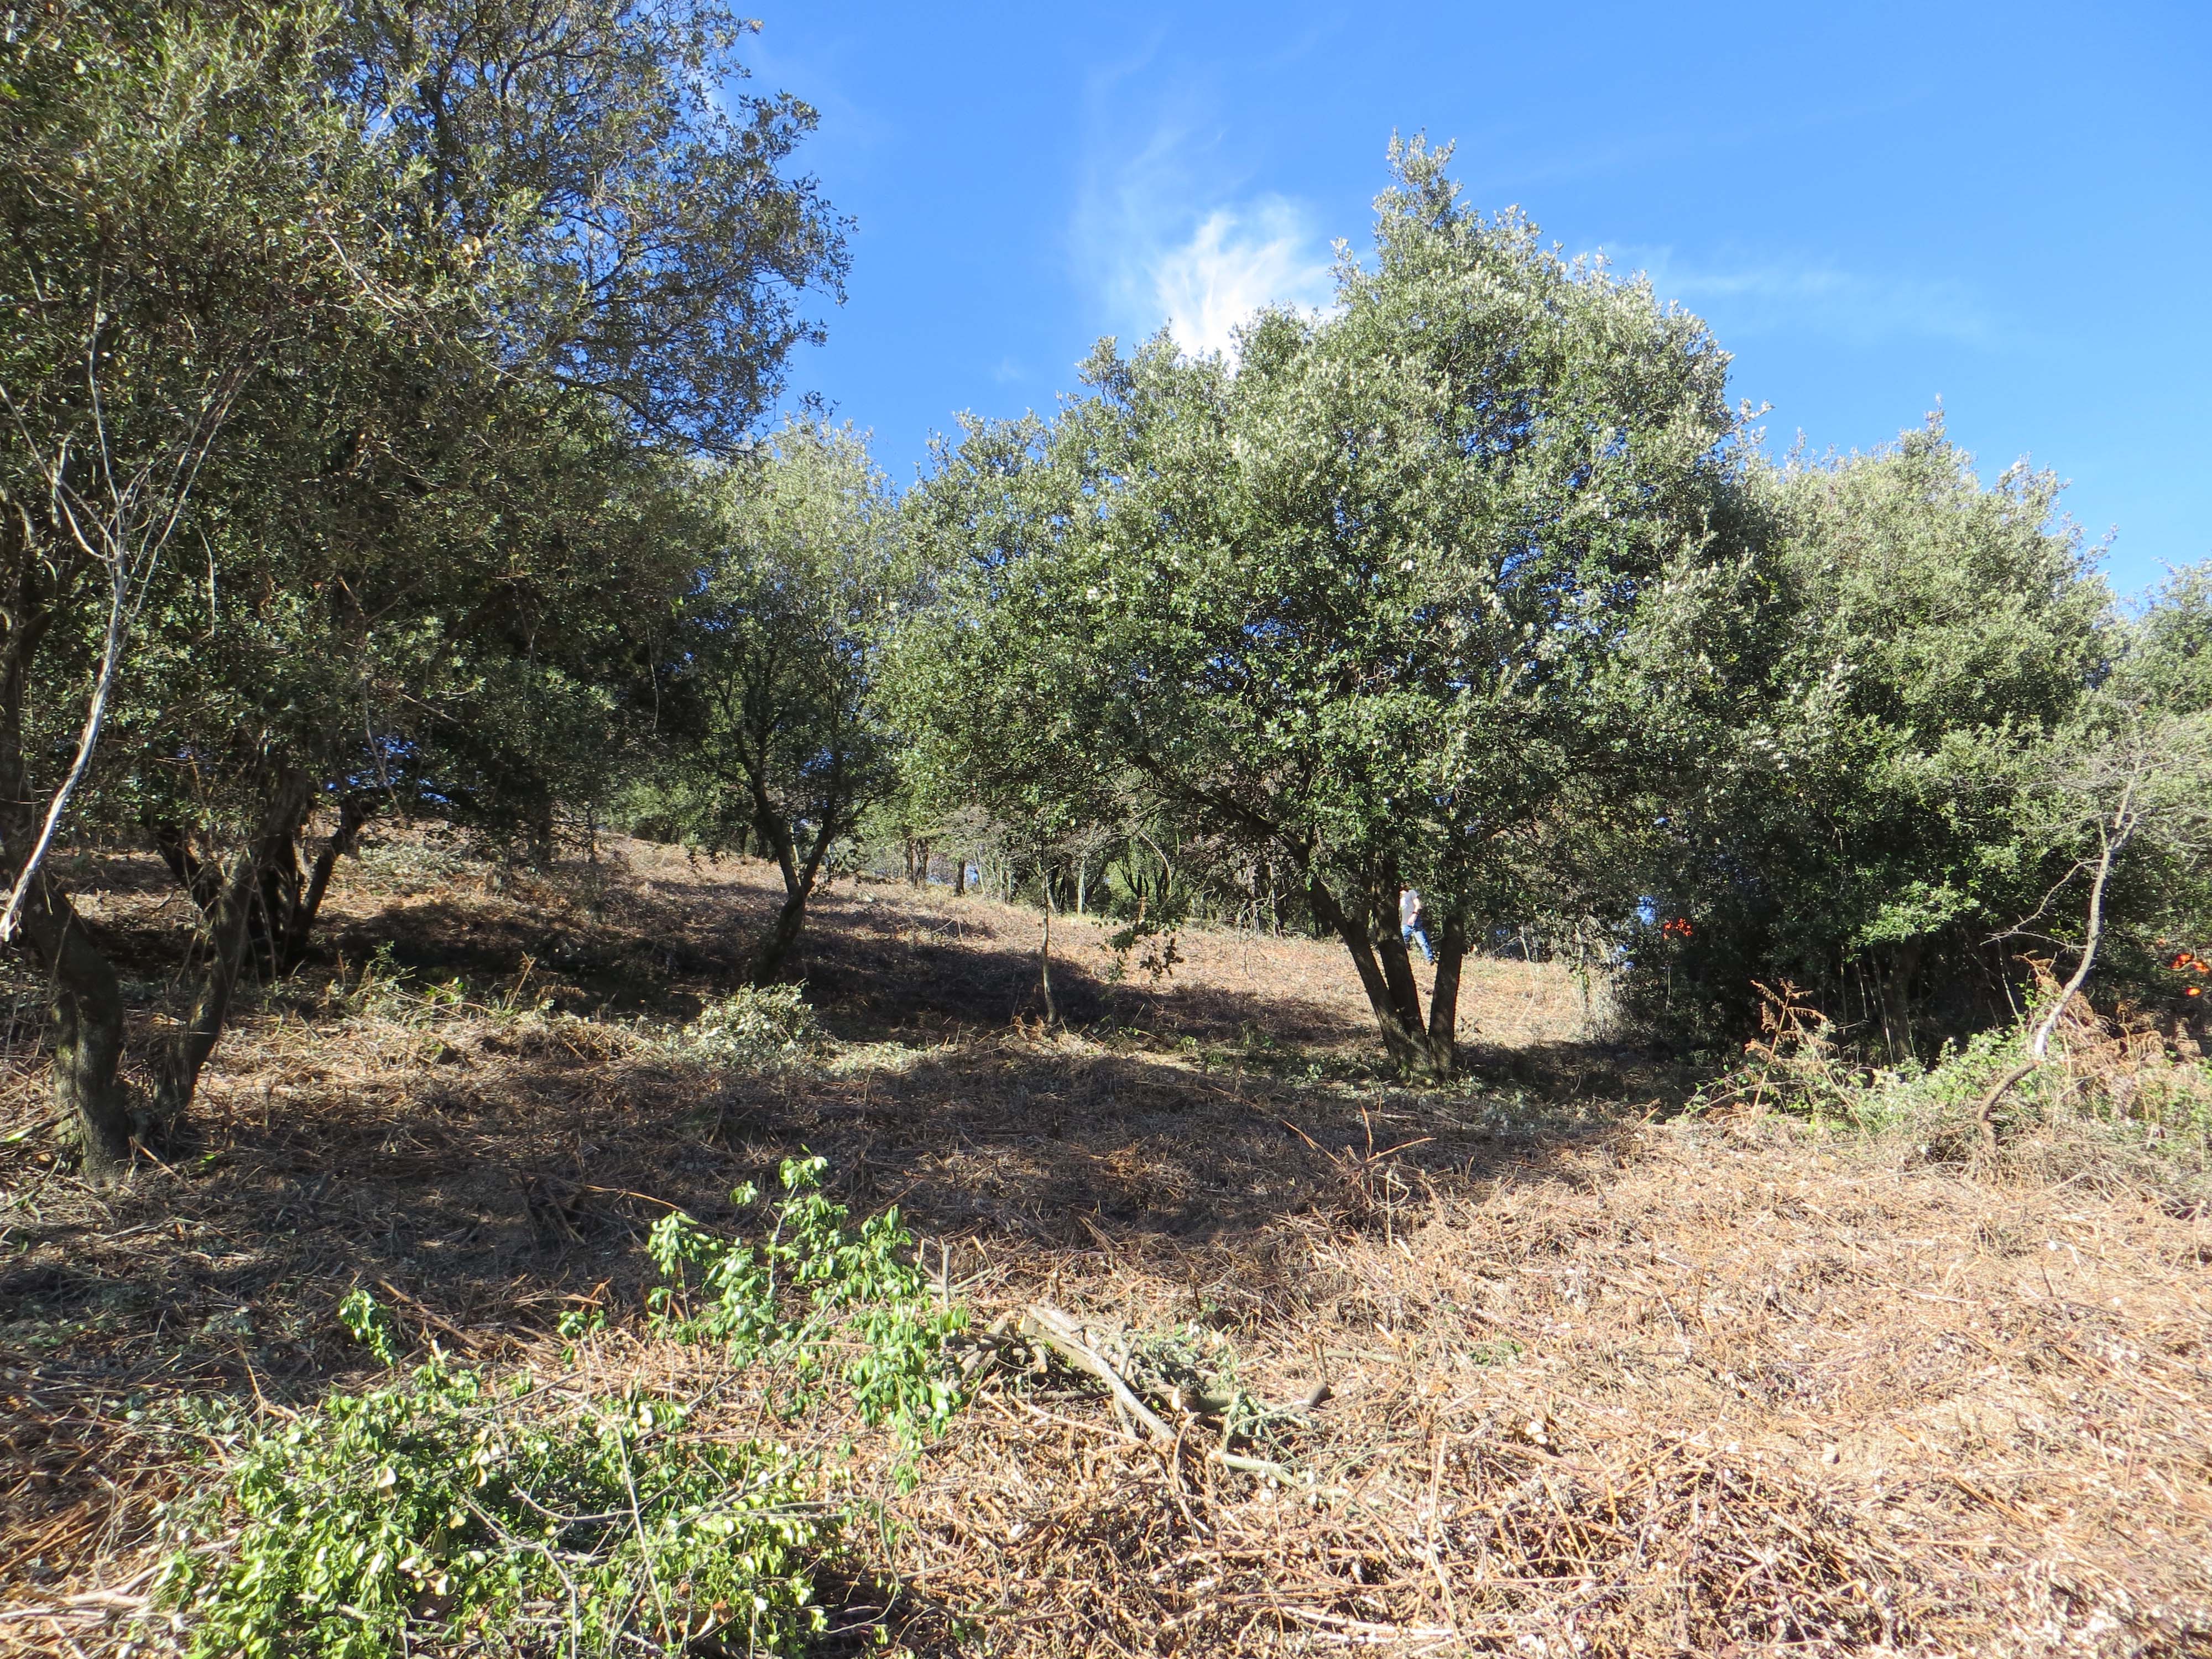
[
  {"x1": 157, "y1": 1357, "x2": 830, "y2": 1659},
  {"x1": 1694, "y1": 982, "x2": 2212, "y2": 1185},
  {"x1": 649, "y1": 1154, "x2": 967, "y2": 1449}
]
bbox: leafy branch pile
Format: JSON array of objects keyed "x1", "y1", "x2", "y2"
[
  {"x1": 148, "y1": 1159, "x2": 975, "y2": 1657},
  {"x1": 155, "y1": 1365, "x2": 830, "y2": 1659},
  {"x1": 670, "y1": 986, "x2": 831, "y2": 1072},
  {"x1": 648, "y1": 1155, "x2": 968, "y2": 1449}
]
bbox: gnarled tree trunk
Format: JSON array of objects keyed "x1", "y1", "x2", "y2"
[
  {"x1": 153, "y1": 792, "x2": 374, "y2": 980},
  {"x1": 1, "y1": 553, "x2": 134, "y2": 1177},
  {"x1": 1426, "y1": 913, "x2": 1470, "y2": 1075},
  {"x1": 1303, "y1": 873, "x2": 1428, "y2": 1074},
  {"x1": 15, "y1": 879, "x2": 133, "y2": 1176},
  {"x1": 745, "y1": 786, "x2": 842, "y2": 986},
  {"x1": 276, "y1": 794, "x2": 372, "y2": 974},
  {"x1": 151, "y1": 770, "x2": 314, "y2": 1127}
]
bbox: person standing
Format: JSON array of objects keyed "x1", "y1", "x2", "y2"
[{"x1": 1399, "y1": 886, "x2": 1434, "y2": 965}]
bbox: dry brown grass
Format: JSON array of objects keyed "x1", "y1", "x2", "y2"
[{"x1": 2, "y1": 836, "x2": 2209, "y2": 1656}]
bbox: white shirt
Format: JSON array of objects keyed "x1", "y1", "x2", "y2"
[{"x1": 1400, "y1": 890, "x2": 1422, "y2": 928}]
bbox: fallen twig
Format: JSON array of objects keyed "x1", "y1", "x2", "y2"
[{"x1": 1020, "y1": 1304, "x2": 1177, "y2": 1443}]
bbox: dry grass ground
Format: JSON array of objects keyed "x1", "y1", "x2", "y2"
[{"x1": 2, "y1": 835, "x2": 2209, "y2": 1656}]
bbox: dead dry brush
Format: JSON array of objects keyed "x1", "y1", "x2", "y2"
[{"x1": 2, "y1": 840, "x2": 2210, "y2": 1655}]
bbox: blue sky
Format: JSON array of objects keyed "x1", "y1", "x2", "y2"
[{"x1": 739, "y1": 2, "x2": 2209, "y2": 596}]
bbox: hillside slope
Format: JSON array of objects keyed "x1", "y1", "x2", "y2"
[{"x1": 2, "y1": 837, "x2": 2208, "y2": 1656}]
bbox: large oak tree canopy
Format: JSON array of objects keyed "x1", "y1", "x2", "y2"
[
  {"x1": 911, "y1": 140, "x2": 1746, "y2": 1073},
  {"x1": 328, "y1": 0, "x2": 848, "y2": 451}
]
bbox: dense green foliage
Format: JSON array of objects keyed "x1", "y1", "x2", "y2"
[
  {"x1": 160, "y1": 1157, "x2": 974, "y2": 1658},
  {"x1": 158, "y1": 1360, "x2": 829, "y2": 1659},
  {"x1": 648, "y1": 1154, "x2": 969, "y2": 1451},
  {"x1": 896, "y1": 148, "x2": 2211, "y2": 1070},
  {"x1": 1620, "y1": 424, "x2": 2120, "y2": 1048},
  {"x1": 910, "y1": 139, "x2": 1747, "y2": 1070},
  {"x1": 1, "y1": 0, "x2": 843, "y2": 1168}
]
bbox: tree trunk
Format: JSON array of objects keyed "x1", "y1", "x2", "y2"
[
  {"x1": 276, "y1": 795, "x2": 372, "y2": 974},
  {"x1": 158, "y1": 794, "x2": 372, "y2": 979},
  {"x1": 748, "y1": 885, "x2": 812, "y2": 984},
  {"x1": 150, "y1": 821, "x2": 222, "y2": 912},
  {"x1": 953, "y1": 857, "x2": 967, "y2": 896},
  {"x1": 747, "y1": 800, "x2": 837, "y2": 985},
  {"x1": 15, "y1": 879, "x2": 133, "y2": 1177},
  {"x1": 1374, "y1": 860, "x2": 1427, "y2": 1039},
  {"x1": 1877, "y1": 937, "x2": 1924, "y2": 1062},
  {"x1": 152, "y1": 771, "x2": 313, "y2": 1127},
  {"x1": 1376, "y1": 925, "x2": 1425, "y2": 1035},
  {"x1": 1037, "y1": 900, "x2": 1057, "y2": 1026},
  {"x1": 0, "y1": 574, "x2": 133, "y2": 1176},
  {"x1": 1304, "y1": 873, "x2": 1427, "y2": 1073},
  {"x1": 1426, "y1": 913, "x2": 1469, "y2": 1075}
]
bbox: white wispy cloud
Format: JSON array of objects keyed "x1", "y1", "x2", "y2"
[
  {"x1": 1621, "y1": 247, "x2": 1997, "y2": 348},
  {"x1": 1071, "y1": 62, "x2": 1334, "y2": 361},
  {"x1": 1149, "y1": 199, "x2": 1334, "y2": 357}
]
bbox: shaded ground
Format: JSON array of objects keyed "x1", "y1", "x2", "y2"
[{"x1": 2, "y1": 836, "x2": 2208, "y2": 1656}]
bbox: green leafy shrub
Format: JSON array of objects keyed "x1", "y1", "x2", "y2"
[
  {"x1": 675, "y1": 985, "x2": 828, "y2": 1069},
  {"x1": 336, "y1": 1287, "x2": 398, "y2": 1366},
  {"x1": 1697, "y1": 992, "x2": 2212, "y2": 1188},
  {"x1": 158, "y1": 1360, "x2": 828, "y2": 1659},
  {"x1": 648, "y1": 1155, "x2": 967, "y2": 1447}
]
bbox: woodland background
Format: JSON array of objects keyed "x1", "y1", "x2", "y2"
[{"x1": 4, "y1": 4, "x2": 2210, "y2": 1657}]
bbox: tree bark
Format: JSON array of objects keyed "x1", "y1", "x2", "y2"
[
  {"x1": 1376, "y1": 925, "x2": 1426, "y2": 1036},
  {"x1": 749, "y1": 885, "x2": 812, "y2": 984},
  {"x1": 1374, "y1": 860, "x2": 1428, "y2": 1045},
  {"x1": 154, "y1": 792, "x2": 371, "y2": 978},
  {"x1": 15, "y1": 879, "x2": 133, "y2": 1177},
  {"x1": 150, "y1": 821, "x2": 223, "y2": 912},
  {"x1": 1304, "y1": 873, "x2": 1427, "y2": 1073},
  {"x1": 1877, "y1": 936, "x2": 1923, "y2": 1063},
  {"x1": 1037, "y1": 900, "x2": 1057, "y2": 1026},
  {"x1": 0, "y1": 552, "x2": 132, "y2": 1176},
  {"x1": 1426, "y1": 913, "x2": 1469, "y2": 1076},
  {"x1": 253, "y1": 831, "x2": 306, "y2": 975},
  {"x1": 275, "y1": 795, "x2": 372, "y2": 974},
  {"x1": 747, "y1": 793, "x2": 838, "y2": 984},
  {"x1": 152, "y1": 771, "x2": 314, "y2": 1127}
]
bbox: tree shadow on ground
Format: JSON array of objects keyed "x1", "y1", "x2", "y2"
[
  {"x1": 0, "y1": 842, "x2": 1676, "y2": 1600},
  {"x1": 3, "y1": 846, "x2": 1672, "y2": 1374}
]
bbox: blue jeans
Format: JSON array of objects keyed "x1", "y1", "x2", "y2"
[{"x1": 1402, "y1": 923, "x2": 1433, "y2": 964}]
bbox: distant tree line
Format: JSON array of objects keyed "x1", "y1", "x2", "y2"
[{"x1": 6, "y1": 9, "x2": 2206, "y2": 1172}]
